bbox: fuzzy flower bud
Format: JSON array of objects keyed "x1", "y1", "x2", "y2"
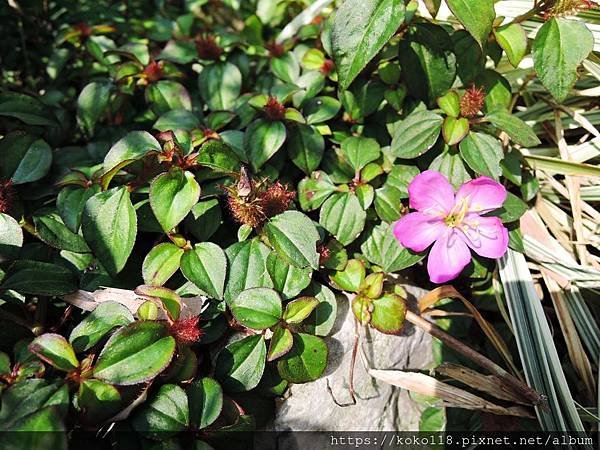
[{"x1": 460, "y1": 86, "x2": 485, "y2": 118}]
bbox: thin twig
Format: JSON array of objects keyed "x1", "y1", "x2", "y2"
[{"x1": 326, "y1": 317, "x2": 359, "y2": 407}]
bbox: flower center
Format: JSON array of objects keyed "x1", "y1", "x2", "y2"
[{"x1": 444, "y1": 199, "x2": 469, "y2": 228}]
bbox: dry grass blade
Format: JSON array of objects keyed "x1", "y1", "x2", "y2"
[
  {"x1": 404, "y1": 310, "x2": 544, "y2": 407},
  {"x1": 554, "y1": 109, "x2": 589, "y2": 265},
  {"x1": 434, "y1": 363, "x2": 527, "y2": 405},
  {"x1": 419, "y1": 285, "x2": 521, "y2": 378},
  {"x1": 367, "y1": 369, "x2": 534, "y2": 418},
  {"x1": 541, "y1": 271, "x2": 596, "y2": 405}
]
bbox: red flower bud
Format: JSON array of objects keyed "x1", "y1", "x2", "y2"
[
  {"x1": 264, "y1": 96, "x2": 286, "y2": 121},
  {"x1": 460, "y1": 85, "x2": 485, "y2": 118},
  {"x1": 170, "y1": 316, "x2": 203, "y2": 346},
  {"x1": 196, "y1": 35, "x2": 222, "y2": 61}
]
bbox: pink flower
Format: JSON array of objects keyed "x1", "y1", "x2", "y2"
[{"x1": 393, "y1": 170, "x2": 509, "y2": 284}]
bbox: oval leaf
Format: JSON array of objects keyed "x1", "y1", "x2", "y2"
[
  {"x1": 277, "y1": 333, "x2": 328, "y2": 383},
  {"x1": 142, "y1": 243, "x2": 184, "y2": 286},
  {"x1": 180, "y1": 242, "x2": 227, "y2": 300},
  {"x1": 229, "y1": 287, "x2": 282, "y2": 330},
  {"x1": 215, "y1": 334, "x2": 266, "y2": 392},
  {"x1": 29, "y1": 334, "x2": 79, "y2": 372},
  {"x1": 150, "y1": 169, "x2": 200, "y2": 232},
  {"x1": 332, "y1": 0, "x2": 406, "y2": 90},
  {"x1": 93, "y1": 321, "x2": 176, "y2": 385},
  {"x1": 82, "y1": 186, "x2": 137, "y2": 277}
]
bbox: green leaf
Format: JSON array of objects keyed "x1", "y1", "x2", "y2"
[
  {"x1": 57, "y1": 186, "x2": 100, "y2": 233},
  {"x1": 286, "y1": 124, "x2": 324, "y2": 174},
  {"x1": 304, "y1": 282, "x2": 338, "y2": 336},
  {"x1": 266, "y1": 251, "x2": 312, "y2": 300},
  {"x1": 486, "y1": 110, "x2": 541, "y2": 147},
  {"x1": 1, "y1": 260, "x2": 77, "y2": 296},
  {"x1": 187, "y1": 378, "x2": 223, "y2": 430},
  {"x1": 361, "y1": 223, "x2": 425, "y2": 272},
  {"x1": 0, "y1": 213, "x2": 23, "y2": 260},
  {"x1": 419, "y1": 407, "x2": 446, "y2": 432},
  {"x1": 196, "y1": 140, "x2": 242, "y2": 173},
  {"x1": 446, "y1": 0, "x2": 495, "y2": 46},
  {"x1": 76, "y1": 379, "x2": 121, "y2": 424},
  {"x1": 82, "y1": 186, "x2": 137, "y2": 277},
  {"x1": 132, "y1": 384, "x2": 188, "y2": 440},
  {"x1": 180, "y1": 242, "x2": 227, "y2": 300},
  {"x1": 476, "y1": 70, "x2": 512, "y2": 113},
  {"x1": 437, "y1": 90, "x2": 460, "y2": 117},
  {"x1": 298, "y1": 171, "x2": 337, "y2": 211},
  {"x1": 229, "y1": 287, "x2": 282, "y2": 330},
  {"x1": 103, "y1": 131, "x2": 161, "y2": 172},
  {"x1": 329, "y1": 259, "x2": 366, "y2": 293},
  {"x1": 277, "y1": 333, "x2": 328, "y2": 383},
  {"x1": 33, "y1": 214, "x2": 89, "y2": 253},
  {"x1": 145, "y1": 80, "x2": 191, "y2": 114},
  {"x1": 154, "y1": 109, "x2": 200, "y2": 131},
  {"x1": 142, "y1": 243, "x2": 183, "y2": 286},
  {"x1": 69, "y1": 301, "x2": 134, "y2": 353},
  {"x1": 490, "y1": 192, "x2": 528, "y2": 223},
  {"x1": 319, "y1": 192, "x2": 366, "y2": 245},
  {"x1": 303, "y1": 96, "x2": 341, "y2": 124},
  {"x1": 459, "y1": 132, "x2": 504, "y2": 179},
  {"x1": 369, "y1": 293, "x2": 406, "y2": 335},
  {"x1": 340, "y1": 136, "x2": 380, "y2": 172},
  {"x1": 0, "y1": 92, "x2": 58, "y2": 126},
  {"x1": 245, "y1": 119, "x2": 286, "y2": 171},
  {"x1": 215, "y1": 334, "x2": 266, "y2": 392},
  {"x1": 136, "y1": 285, "x2": 181, "y2": 321},
  {"x1": 320, "y1": 239, "x2": 348, "y2": 271},
  {"x1": 93, "y1": 321, "x2": 176, "y2": 385},
  {"x1": 283, "y1": 297, "x2": 319, "y2": 324},
  {"x1": 429, "y1": 146, "x2": 471, "y2": 189},
  {"x1": 29, "y1": 334, "x2": 79, "y2": 372},
  {"x1": 494, "y1": 23, "x2": 527, "y2": 68},
  {"x1": 532, "y1": 18, "x2": 594, "y2": 101},
  {"x1": 390, "y1": 110, "x2": 443, "y2": 159},
  {"x1": 10, "y1": 139, "x2": 52, "y2": 185},
  {"x1": 442, "y1": 116, "x2": 469, "y2": 146},
  {"x1": 332, "y1": 0, "x2": 406, "y2": 90},
  {"x1": 352, "y1": 294, "x2": 372, "y2": 324},
  {"x1": 0, "y1": 379, "x2": 69, "y2": 432},
  {"x1": 398, "y1": 23, "x2": 457, "y2": 102},
  {"x1": 224, "y1": 239, "x2": 273, "y2": 302},
  {"x1": 267, "y1": 326, "x2": 293, "y2": 361},
  {"x1": 150, "y1": 169, "x2": 200, "y2": 232},
  {"x1": 77, "y1": 81, "x2": 112, "y2": 136},
  {"x1": 270, "y1": 52, "x2": 300, "y2": 84},
  {"x1": 185, "y1": 199, "x2": 222, "y2": 241},
  {"x1": 198, "y1": 62, "x2": 242, "y2": 110},
  {"x1": 264, "y1": 211, "x2": 320, "y2": 270}
]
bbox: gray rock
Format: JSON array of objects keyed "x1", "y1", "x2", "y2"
[{"x1": 269, "y1": 284, "x2": 434, "y2": 432}]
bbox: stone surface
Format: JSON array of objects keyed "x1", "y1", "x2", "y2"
[{"x1": 268, "y1": 284, "x2": 434, "y2": 432}]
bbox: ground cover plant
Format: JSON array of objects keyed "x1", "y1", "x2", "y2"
[{"x1": 0, "y1": 0, "x2": 599, "y2": 448}]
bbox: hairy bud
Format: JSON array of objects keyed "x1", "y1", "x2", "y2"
[
  {"x1": 170, "y1": 316, "x2": 203, "y2": 346},
  {"x1": 460, "y1": 85, "x2": 485, "y2": 118},
  {"x1": 196, "y1": 35, "x2": 222, "y2": 61}
]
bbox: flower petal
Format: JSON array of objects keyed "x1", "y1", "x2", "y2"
[
  {"x1": 393, "y1": 212, "x2": 446, "y2": 252},
  {"x1": 407, "y1": 170, "x2": 455, "y2": 215},
  {"x1": 455, "y1": 177, "x2": 506, "y2": 214},
  {"x1": 427, "y1": 229, "x2": 471, "y2": 284},
  {"x1": 458, "y1": 215, "x2": 509, "y2": 259}
]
